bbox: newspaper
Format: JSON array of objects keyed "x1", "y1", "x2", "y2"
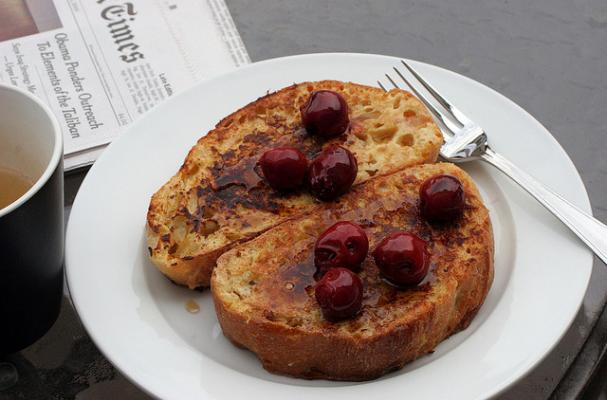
[{"x1": 0, "y1": 0, "x2": 249, "y2": 171}]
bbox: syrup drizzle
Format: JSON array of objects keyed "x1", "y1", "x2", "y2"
[
  {"x1": 185, "y1": 299, "x2": 200, "y2": 314},
  {"x1": 210, "y1": 128, "x2": 340, "y2": 194},
  {"x1": 212, "y1": 156, "x2": 264, "y2": 191}
]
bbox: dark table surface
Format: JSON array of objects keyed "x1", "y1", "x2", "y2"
[{"x1": 2, "y1": 0, "x2": 607, "y2": 398}]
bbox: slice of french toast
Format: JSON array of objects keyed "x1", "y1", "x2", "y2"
[
  {"x1": 147, "y1": 81, "x2": 443, "y2": 289},
  {"x1": 212, "y1": 163, "x2": 493, "y2": 381}
]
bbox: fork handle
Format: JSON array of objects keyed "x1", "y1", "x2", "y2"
[{"x1": 481, "y1": 147, "x2": 607, "y2": 265}]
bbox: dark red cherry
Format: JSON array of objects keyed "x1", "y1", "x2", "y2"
[
  {"x1": 420, "y1": 174, "x2": 465, "y2": 223},
  {"x1": 259, "y1": 147, "x2": 308, "y2": 191},
  {"x1": 308, "y1": 145, "x2": 357, "y2": 200},
  {"x1": 300, "y1": 90, "x2": 349, "y2": 138},
  {"x1": 372, "y1": 232, "x2": 429, "y2": 287},
  {"x1": 314, "y1": 267, "x2": 363, "y2": 321},
  {"x1": 314, "y1": 221, "x2": 369, "y2": 276}
]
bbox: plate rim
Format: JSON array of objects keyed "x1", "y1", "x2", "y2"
[{"x1": 65, "y1": 52, "x2": 593, "y2": 400}]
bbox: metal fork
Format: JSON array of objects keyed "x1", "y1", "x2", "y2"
[{"x1": 380, "y1": 60, "x2": 607, "y2": 265}]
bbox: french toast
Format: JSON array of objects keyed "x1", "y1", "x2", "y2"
[
  {"x1": 212, "y1": 163, "x2": 493, "y2": 381},
  {"x1": 147, "y1": 81, "x2": 443, "y2": 289}
]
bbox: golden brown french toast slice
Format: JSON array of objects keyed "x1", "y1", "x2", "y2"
[
  {"x1": 147, "y1": 81, "x2": 443, "y2": 289},
  {"x1": 212, "y1": 163, "x2": 493, "y2": 381}
]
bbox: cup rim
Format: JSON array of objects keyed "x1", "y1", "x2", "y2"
[{"x1": 0, "y1": 83, "x2": 63, "y2": 218}]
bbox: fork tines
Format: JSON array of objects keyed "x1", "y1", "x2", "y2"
[{"x1": 379, "y1": 60, "x2": 474, "y2": 137}]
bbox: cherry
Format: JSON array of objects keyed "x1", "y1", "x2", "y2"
[
  {"x1": 314, "y1": 267, "x2": 363, "y2": 321},
  {"x1": 372, "y1": 232, "x2": 429, "y2": 287},
  {"x1": 419, "y1": 174, "x2": 465, "y2": 223},
  {"x1": 314, "y1": 221, "x2": 369, "y2": 276},
  {"x1": 300, "y1": 90, "x2": 349, "y2": 138},
  {"x1": 308, "y1": 145, "x2": 357, "y2": 200},
  {"x1": 259, "y1": 147, "x2": 308, "y2": 191}
]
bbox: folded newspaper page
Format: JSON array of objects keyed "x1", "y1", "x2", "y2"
[{"x1": 0, "y1": 0, "x2": 249, "y2": 170}]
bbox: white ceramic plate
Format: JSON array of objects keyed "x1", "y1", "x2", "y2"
[{"x1": 65, "y1": 53, "x2": 593, "y2": 400}]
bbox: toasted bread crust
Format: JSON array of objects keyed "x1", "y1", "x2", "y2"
[
  {"x1": 212, "y1": 163, "x2": 493, "y2": 380},
  {"x1": 147, "y1": 81, "x2": 443, "y2": 289}
]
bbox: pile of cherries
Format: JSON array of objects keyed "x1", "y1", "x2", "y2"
[
  {"x1": 313, "y1": 174, "x2": 466, "y2": 322},
  {"x1": 257, "y1": 89, "x2": 468, "y2": 321},
  {"x1": 259, "y1": 90, "x2": 357, "y2": 201}
]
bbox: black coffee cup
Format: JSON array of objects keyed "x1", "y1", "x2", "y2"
[{"x1": 0, "y1": 84, "x2": 64, "y2": 355}]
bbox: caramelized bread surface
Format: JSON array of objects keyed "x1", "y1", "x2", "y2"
[
  {"x1": 212, "y1": 163, "x2": 494, "y2": 380},
  {"x1": 147, "y1": 81, "x2": 443, "y2": 288}
]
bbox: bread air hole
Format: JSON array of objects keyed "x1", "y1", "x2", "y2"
[
  {"x1": 369, "y1": 125, "x2": 397, "y2": 143},
  {"x1": 377, "y1": 181, "x2": 390, "y2": 193},
  {"x1": 172, "y1": 217, "x2": 188, "y2": 243},
  {"x1": 263, "y1": 310, "x2": 276, "y2": 321},
  {"x1": 255, "y1": 105, "x2": 266, "y2": 117},
  {"x1": 203, "y1": 207, "x2": 215, "y2": 218},
  {"x1": 287, "y1": 317, "x2": 303, "y2": 327},
  {"x1": 226, "y1": 231, "x2": 240, "y2": 241},
  {"x1": 393, "y1": 98, "x2": 401, "y2": 109},
  {"x1": 201, "y1": 220, "x2": 219, "y2": 236},
  {"x1": 186, "y1": 194, "x2": 198, "y2": 215},
  {"x1": 359, "y1": 110, "x2": 381, "y2": 120},
  {"x1": 397, "y1": 134, "x2": 414, "y2": 147}
]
